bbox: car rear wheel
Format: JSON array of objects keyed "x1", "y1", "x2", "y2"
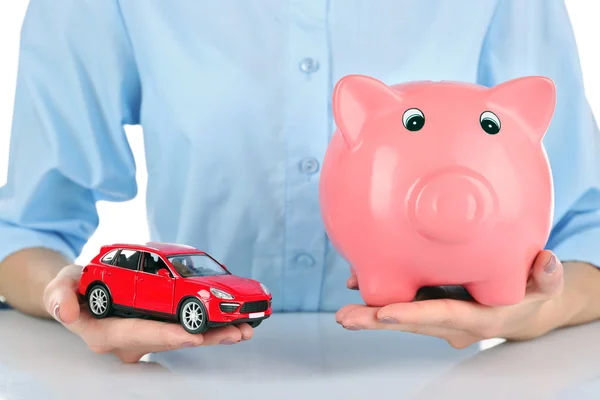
[
  {"x1": 248, "y1": 320, "x2": 262, "y2": 328},
  {"x1": 87, "y1": 285, "x2": 112, "y2": 318},
  {"x1": 179, "y1": 298, "x2": 209, "y2": 334}
]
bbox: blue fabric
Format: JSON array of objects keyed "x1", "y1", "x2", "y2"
[
  {"x1": 1, "y1": 0, "x2": 599, "y2": 312},
  {"x1": 0, "y1": 303, "x2": 11, "y2": 310}
]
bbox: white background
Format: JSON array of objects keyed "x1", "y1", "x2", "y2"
[{"x1": 0, "y1": 1, "x2": 599, "y2": 265}]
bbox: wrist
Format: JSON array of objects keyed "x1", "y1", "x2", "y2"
[
  {"x1": 546, "y1": 286, "x2": 580, "y2": 332},
  {"x1": 0, "y1": 247, "x2": 70, "y2": 318},
  {"x1": 553, "y1": 261, "x2": 600, "y2": 329}
]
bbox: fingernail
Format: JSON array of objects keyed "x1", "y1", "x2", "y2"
[
  {"x1": 379, "y1": 317, "x2": 398, "y2": 324},
  {"x1": 344, "y1": 324, "x2": 363, "y2": 331},
  {"x1": 53, "y1": 304, "x2": 63, "y2": 323},
  {"x1": 544, "y1": 254, "x2": 558, "y2": 274},
  {"x1": 182, "y1": 342, "x2": 196, "y2": 348},
  {"x1": 220, "y1": 338, "x2": 238, "y2": 345},
  {"x1": 241, "y1": 336, "x2": 250, "y2": 341}
]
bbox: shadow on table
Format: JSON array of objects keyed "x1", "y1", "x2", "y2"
[
  {"x1": 3, "y1": 309, "x2": 600, "y2": 398},
  {"x1": 0, "y1": 311, "x2": 469, "y2": 373},
  {"x1": 153, "y1": 286, "x2": 480, "y2": 375},
  {"x1": 0, "y1": 316, "x2": 170, "y2": 369},
  {"x1": 0, "y1": 313, "x2": 184, "y2": 399},
  {"x1": 0, "y1": 362, "x2": 58, "y2": 400},
  {"x1": 413, "y1": 321, "x2": 600, "y2": 399},
  {"x1": 153, "y1": 312, "x2": 476, "y2": 375}
]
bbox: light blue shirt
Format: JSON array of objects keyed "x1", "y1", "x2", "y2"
[{"x1": 1, "y1": 0, "x2": 599, "y2": 312}]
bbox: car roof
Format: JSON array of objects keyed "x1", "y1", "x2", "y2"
[{"x1": 105, "y1": 242, "x2": 206, "y2": 256}]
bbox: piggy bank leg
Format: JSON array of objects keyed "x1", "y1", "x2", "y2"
[
  {"x1": 464, "y1": 275, "x2": 528, "y2": 307},
  {"x1": 356, "y1": 269, "x2": 418, "y2": 307}
]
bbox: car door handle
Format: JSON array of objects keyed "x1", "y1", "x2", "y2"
[{"x1": 138, "y1": 278, "x2": 144, "y2": 282}]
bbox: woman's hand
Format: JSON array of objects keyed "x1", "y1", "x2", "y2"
[
  {"x1": 336, "y1": 250, "x2": 579, "y2": 348},
  {"x1": 43, "y1": 264, "x2": 253, "y2": 363}
]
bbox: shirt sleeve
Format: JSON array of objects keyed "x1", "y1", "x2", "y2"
[
  {"x1": 477, "y1": 0, "x2": 600, "y2": 268},
  {"x1": 0, "y1": 0, "x2": 141, "y2": 263}
]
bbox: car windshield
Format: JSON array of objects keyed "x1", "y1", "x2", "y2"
[{"x1": 167, "y1": 254, "x2": 229, "y2": 277}]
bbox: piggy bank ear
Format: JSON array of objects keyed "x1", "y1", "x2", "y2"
[
  {"x1": 332, "y1": 74, "x2": 400, "y2": 150},
  {"x1": 485, "y1": 76, "x2": 556, "y2": 142}
]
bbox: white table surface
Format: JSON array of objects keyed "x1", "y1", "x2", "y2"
[{"x1": 0, "y1": 310, "x2": 599, "y2": 400}]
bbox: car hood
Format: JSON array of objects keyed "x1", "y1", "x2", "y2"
[{"x1": 185, "y1": 275, "x2": 265, "y2": 296}]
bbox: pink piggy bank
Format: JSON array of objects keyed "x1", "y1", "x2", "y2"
[{"x1": 319, "y1": 74, "x2": 556, "y2": 307}]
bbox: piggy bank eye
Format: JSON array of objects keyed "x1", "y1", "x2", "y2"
[
  {"x1": 403, "y1": 108, "x2": 425, "y2": 131},
  {"x1": 480, "y1": 111, "x2": 500, "y2": 134}
]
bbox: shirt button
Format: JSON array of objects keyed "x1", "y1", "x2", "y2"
[
  {"x1": 294, "y1": 253, "x2": 315, "y2": 268},
  {"x1": 299, "y1": 57, "x2": 319, "y2": 74},
  {"x1": 299, "y1": 157, "x2": 320, "y2": 174}
]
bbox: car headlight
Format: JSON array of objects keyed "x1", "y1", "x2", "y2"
[
  {"x1": 260, "y1": 283, "x2": 270, "y2": 295},
  {"x1": 210, "y1": 288, "x2": 234, "y2": 300}
]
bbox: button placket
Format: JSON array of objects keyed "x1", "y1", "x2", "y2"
[
  {"x1": 294, "y1": 253, "x2": 316, "y2": 268},
  {"x1": 299, "y1": 157, "x2": 320, "y2": 174},
  {"x1": 281, "y1": 1, "x2": 329, "y2": 311},
  {"x1": 299, "y1": 57, "x2": 320, "y2": 74}
]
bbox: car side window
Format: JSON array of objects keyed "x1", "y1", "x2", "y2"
[
  {"x1": 100, "y1": 249, "x2": 118, "y2": 265},
  {"x1": 114, "y1": 250, "x2": 141, "y2": 271},
  {"x1": 143, "y1": 252, "x2": 170, "y2": 275}
]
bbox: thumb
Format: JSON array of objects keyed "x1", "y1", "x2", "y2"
[
  {"x1": 43, "y1": 264, "x2": 83, "y2": 324},
  {"x1": 529, "y1": 250, "x2": 564, "y2": 299},
  {"x1": 346, "y1": 274, "x2": 359, "y2": 290},
  {"x1": 346, "y1": 266, "x2": 359, "y2": 290}
]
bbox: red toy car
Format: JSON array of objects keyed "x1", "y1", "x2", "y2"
[{"x1": 78, "y1": 242, "x2": 272, "y2": 334}]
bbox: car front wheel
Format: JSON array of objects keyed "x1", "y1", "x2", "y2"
[
  {"x1": 179, "y1": 298, "x2": 209, "y2": 334},
  {"x1": 87, "y1": 285, "x2": 112, "y2": 318}
]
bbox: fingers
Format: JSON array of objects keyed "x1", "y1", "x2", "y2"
[
  {"x1": 200, "y1": 324, "x2": 246, "y2": 345},
  {"x1": 346, "y1": 266, "x2": 359, "y2": 290},
  {"x1": 346, "y1": 274, "x2": 359, "y2": 290},
  {"x1": 69, "y1": 313, "x2": 204, "y2": 352},
  {"x1": 335, "y1": 304, "x2": 364, "y2": 322},
  {"x1": 529, "y1": 250, "x2": 564, "y2": 299},
  {"x1": 235, "y1": 323, "x2": 254, "y2": 341},
  {"x1": 112, "y1": 350, "x2": 150, "y2": 364},
  {"x1": 335, "y1": 304, "x2": 479, "y2": 347},
  {"x1": 377, "y1": 299, "x2": 501, "y2": 338},
  {"x1": 337, "y1": 304, "x2": 380, "y2": 329},
  {"x1": 66, "y1": 307, "x2": 253, "y2": 362},
  {"x1": 338, "y1": 299, "x2": 501, "y2": 341},
  {"x1": 372, "y1": 300, "x2": 486, "y2": 331},
  {"x1": 110, "y1": 325, "x2": 248, "y2": 363},
  {"x1": 43, "y1": 264, "x2": 83, "y2": 324}
]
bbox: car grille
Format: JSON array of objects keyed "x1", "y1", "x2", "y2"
[
  {"x1": 219, "y1": 303, "x2": 239, "y2": 313},
  {"x1": 240, "y1": 300, "x2": 269, "y2": 313}
]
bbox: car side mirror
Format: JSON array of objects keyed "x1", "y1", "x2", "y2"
[{"x1": 158, "y1": 269, "x2": 171, "y2": 279}]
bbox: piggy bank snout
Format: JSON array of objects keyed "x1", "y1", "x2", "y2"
[{"x1": 407, "y1": 169, "x2": 498, "y2": 244}]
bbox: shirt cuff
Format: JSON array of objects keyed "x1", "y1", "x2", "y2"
[
  {"x1": 550, "y1": 225, "x2": 600, "y2": 269},
  {"x1": 0, "y1": 222, "x2": 76, "y2": 265}
]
